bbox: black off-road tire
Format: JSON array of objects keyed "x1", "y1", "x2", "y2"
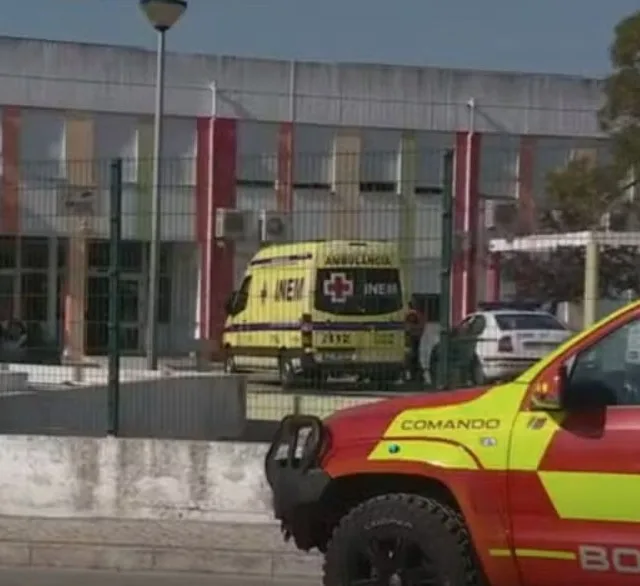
[{"x1": 323, "y1": 493, "x2": 480, "y2": 586}]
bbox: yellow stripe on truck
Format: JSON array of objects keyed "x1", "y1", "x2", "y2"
[
  {"x1": 369, "y1": 440, "x2": 479, "y2": 470},
  {"x1": 539, "y1": 471, "x2": 640, "y2": 523},
  {"x1": 489, "y1": 548, "x2": 576, "y2": 560},
  {"x1": 382, "y1": 383, "x2": 527, "y2": 470},
  {"x1": 508, "y1": 412, "x2": 564, "y2": 471}
]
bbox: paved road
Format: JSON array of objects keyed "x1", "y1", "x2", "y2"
[{"x1": 0, "y1": 567, "x2": 318, "y2": 586}]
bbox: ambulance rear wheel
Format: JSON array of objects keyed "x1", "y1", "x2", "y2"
[{"x1": 323, "y1": 494, "x2": 476, "y2": 586}]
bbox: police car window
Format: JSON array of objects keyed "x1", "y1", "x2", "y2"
[
  {"x1": 570, "y1": 317, "x2": 640, "y2": 406},
  {"x1": 314, "y1": 268, "x2": 402, "y2": 316},
  {"x1": 495, "y1": 313, "x2": 565, "y2": 331}
]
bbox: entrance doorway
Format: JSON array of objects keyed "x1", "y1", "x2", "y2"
[{"x1": 85, "y1": 275, "x2": 144, "y2": 354}]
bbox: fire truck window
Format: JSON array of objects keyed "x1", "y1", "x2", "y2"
[{"x1": 570, "y1": 317, "x2": 640, "y2": 406}]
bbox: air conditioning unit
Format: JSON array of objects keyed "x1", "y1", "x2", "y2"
[
  {"x1": 215, "y1": 208, "x2": 253, "y2": 241},
  {"x1": 258, "y1": 210, "x2": 291, "y2": 243}
]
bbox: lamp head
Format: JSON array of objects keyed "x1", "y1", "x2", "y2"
[{"x1": 140, "y1": 0, "x2": 187, "y2": 31}]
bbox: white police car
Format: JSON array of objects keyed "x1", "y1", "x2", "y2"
[{"x1": 429, "y1": 303, "x2": 573, "y2": 384}]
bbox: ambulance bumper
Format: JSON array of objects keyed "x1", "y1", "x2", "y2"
[{"x1": 302, "y1": 352, "x2": 404, "y2": 375}]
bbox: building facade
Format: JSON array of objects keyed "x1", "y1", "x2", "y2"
[{"x1": 0, "y1": 36, "x2": 606, "y2": 357}]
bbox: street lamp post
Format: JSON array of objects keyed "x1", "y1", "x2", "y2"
[{"x1": 139, "y1": 0, "x2": 187, "y2": 370}]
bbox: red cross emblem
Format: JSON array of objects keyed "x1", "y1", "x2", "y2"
[{"x1": 323, "y1": 272, "x2": 354, "y2": 303}]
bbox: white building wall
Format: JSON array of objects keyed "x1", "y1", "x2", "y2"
[
  {"x1": 0, "y1": 36, "x2": 613, "y2": 355},
  {"x1": 0, "y1": 37, "x2": 603, "y2": 136}
]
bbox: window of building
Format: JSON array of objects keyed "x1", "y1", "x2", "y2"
[
  {"x1": 21, "y1": 272, "x2": 48, "y2": 323},
  {"x1": 0, "y1": 237, "x2": 17, "y2": 269},
  {"x1": 236, "y1": 122, "x2": 278, "y2": 187},
  {"x1": 158, "y1": 276, "x2": 171, "y2": 324},
  {"x1": 88, "y1": 240, "x2": 145, "y2": 274},
  {"x1": 359, "y1": 129, "x2": 400, "y2": 193},
  {"x1": 0, "y1": 274, "x2": 14, "y2": 320},
  {"x1": 21, "y1": 237, "x2": 49, "y2": 270},
  {"x1": 293, "y1": 125, "x2": 333, "y2": 189},
  {"x1": 120, "y1": 241, "x2": 144, "y2": 274},
  {"x1": 88, "y1": 240, "x2": 109, "y2": 269},
  {"x1": 157, "y1": 243, "x2": 172, "y2": 324}
]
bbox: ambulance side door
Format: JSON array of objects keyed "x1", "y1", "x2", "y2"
[{"x1": 231, "y1": 274, "x2": 254, "y2": 350}]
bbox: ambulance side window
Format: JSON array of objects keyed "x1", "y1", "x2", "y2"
[{"x1": 232, "y1": 276, "x2": 252, "y2": 315}]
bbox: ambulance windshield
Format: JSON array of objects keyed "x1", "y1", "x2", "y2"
[{"x1": 314, "y1": 268, "x2": 403, "y2": 316}]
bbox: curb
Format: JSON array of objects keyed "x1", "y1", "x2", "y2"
[{"x1": 0, "y1": 517, "x2": 322, "y2": 579}]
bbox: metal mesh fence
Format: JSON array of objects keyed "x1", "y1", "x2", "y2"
[{"x1": 0, "y1": 137, "x2": 631, "y2": 438}]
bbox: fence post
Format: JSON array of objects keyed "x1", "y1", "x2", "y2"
[
  {"x1": 107, "y1": 159, "x2": 123, "y2": 436},
  {"x1": 438, "y1": 149, "x2": 455, "y2": 389},
  {"x1": 583, "y1": 232, "x2": 599, "y2": 329}
]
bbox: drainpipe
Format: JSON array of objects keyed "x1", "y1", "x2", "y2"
[
  {"x1": 461, "y1": 97, "x2": 476, "y2": 317},
  {"x1": 198, "y1": 82, "x2": 218, "y2": 352}
]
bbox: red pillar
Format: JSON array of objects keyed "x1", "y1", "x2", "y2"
[
  {"x1": 195, "y1": 117, "x2": 237, "y2": 357},
  {"x1": 452, "y1": 131, "x2": 481, "y2": 324},
  {"x1": 276, "y1": 122, "x2": 294, "y2": 212}
]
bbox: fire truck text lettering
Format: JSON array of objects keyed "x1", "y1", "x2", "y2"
[
  {"x1": 400, "y1": 418, "x2": 501, "y2": 432},
  {"x1": 579, "y1": 546, "x2": 640, "y2": 574}
]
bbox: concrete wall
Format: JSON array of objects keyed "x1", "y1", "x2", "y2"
[
  {"x1": 0, "y1": 435, "x2": 320, "y2": 578},
  {"x1": 0, "y1": 435, "x2": 270, "y2": 522}
]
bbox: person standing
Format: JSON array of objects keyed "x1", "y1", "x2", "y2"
[{"x1": 405, "y1": 295, "x2": 425, "y2": 382}]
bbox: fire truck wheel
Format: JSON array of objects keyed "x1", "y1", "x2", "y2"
[{"x1": 323, "y1": 493, "x2": 479, "y2": 586}]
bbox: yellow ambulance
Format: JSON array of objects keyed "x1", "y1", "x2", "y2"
[{"x1": 222, "y1": 240, "x2": 407, "y2": 388}]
